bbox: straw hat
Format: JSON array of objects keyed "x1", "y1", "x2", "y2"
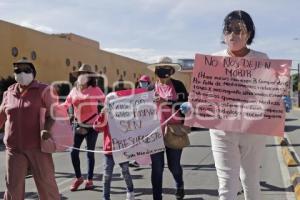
[
  {"x1": 71, "y1": 64, "x2": 96, "y2": 78},
  {"x1": 147, "y1": 56, "x2": 182, "y2": 73},
  {"x1": 13, "y1": 58, "x2": 37, "y2": 77}
]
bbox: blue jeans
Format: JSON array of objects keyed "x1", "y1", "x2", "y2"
[
  {"x1": 151, "y1": 147, "x2": 184, "y2": 200},
  {"x1": 71, "y1": 128, "x2": 98, "y2": 180},
  {"x1": 103, "y1": 154, "x2": 134, "y2": 200}
]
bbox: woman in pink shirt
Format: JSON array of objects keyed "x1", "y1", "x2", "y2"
[
  {"x1": 60, "y1": 64, "x2": 105, "y2": 191},
  {"x1": 0, "y1": 59, "x2": 60, "y2": 200}
]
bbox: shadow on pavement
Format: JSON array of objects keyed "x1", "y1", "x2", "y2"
[
  {"x1": 285, "y1": 125, "x2": 300, "y2": 132},
  {"x1": 182, "y1": 164, "x2": 215, "y2": 171},
  {"x1": 0, "y1": 144, "x2": 5, "y2": 151},
  {"x1": 285, "y1": 118, "x2": 299, "y2": 122},
  {"x1": 260, "y1": 181, "x2": 293, "y2": 192},
  {"x1": 0, "y1": 192, "x2": 68, "y2": 199},
  {"x1": 188, "y1": 145, "x2": 211, "y2": 148},
  {"x1": 133, "y1": 187, "x2": 218, "y2": 198}
]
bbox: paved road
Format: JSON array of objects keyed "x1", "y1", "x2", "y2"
[
  {"x1": 0, "y1": 121, "x2": 297, "y2": 199},
  {"x1": 281, "y1": 108, "x2": 300, "y2": 186}
]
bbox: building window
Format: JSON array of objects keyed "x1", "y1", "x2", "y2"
[
  {"x1": 95, "y1": 65, "x2": 98, "y2": 71},
  {"x1": 31, "y1": 51, "x2": 37, "y2": 60},
  {"x1": 103, "y1": 66, "x2": 107, "y2": 73},
  {"x1": 11, "y1": 47, "x2": 18, "y2": 57},
  {"x1": 66, "y1": 58, "x2": 71, "y2": 66},
  {"x1": 123, "y1": 71, "x2": 126, "y2": 77},
  {"x1": 116, "y1": 69, "x2": 120, "y2": 75},
  {"x1": 78, "y1": 61, "x2": 82, "y2": 68},
  {"x1": 72, "y1": 66, "x2": 77, "y2": 71},
  {"x1": 133, "y1": 73, "x2": 136, "y2": 78}
]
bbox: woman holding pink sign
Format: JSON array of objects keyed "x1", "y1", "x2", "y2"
[
  {"x1": 181, "y1": 10, "x2": 269, "y2": 200},
  {"x1": 209, "y1": 10, "x2": 268, "y2": 200}
]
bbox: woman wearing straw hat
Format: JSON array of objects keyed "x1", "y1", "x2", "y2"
[
  {"x1": 60, "y1": 64, "x2": 105, "y2": 191},
  {"x1": 147, "y1": 57, "x2": 188, "y2": 200}
]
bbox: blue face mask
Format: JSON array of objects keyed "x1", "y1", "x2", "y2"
[{"x1": 139, "y1": 81, "x2": 149, "y2": 89}]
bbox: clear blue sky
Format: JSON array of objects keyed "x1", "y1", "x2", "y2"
[{"x1": 1, "y1": 0, "x2": 299, "y2": 70}]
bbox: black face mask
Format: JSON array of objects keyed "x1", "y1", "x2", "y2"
[{"x1": 155, "y1": 68, "x2": 172, "y2": 78}]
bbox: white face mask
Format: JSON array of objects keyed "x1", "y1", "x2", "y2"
[
  {"x1": 77, "y1": 74, "x2": 89, "y2": 86},
  {"x1": 139, "y1": 81, "x2": 149, "y2": 89},
  {"x1": 14, "y1": 72, "x2": 34, "y2": 86}
]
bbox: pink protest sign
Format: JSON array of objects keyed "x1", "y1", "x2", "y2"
[{"x1": 184, "y1": 54, "x2": 291, "y2": 136}]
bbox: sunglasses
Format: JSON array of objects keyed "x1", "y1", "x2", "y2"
[
  {"x1": 14, "y1": 68, "x2": 33, "y2": 74},
  {"x1": 224, "y1": 27, "x2": 243, "y2": 35},
  {"x1": 156, "y1": 66, "x2": 173, "y2": 70}
]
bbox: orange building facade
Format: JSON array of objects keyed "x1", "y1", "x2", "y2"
[{"x1": 0, "y1": 20, "x2": 191, "y2": 91}]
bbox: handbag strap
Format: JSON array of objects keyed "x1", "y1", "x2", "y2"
[{"x1": 76, "y1": 113, "x2": 98, "y2": 124}]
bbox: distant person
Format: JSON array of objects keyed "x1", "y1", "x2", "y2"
[
  {"x1": 147, "y1": 57, "x2": 188, "y2": 200},
  {"x1": 283, "y1": 95, "x2": 292, "y2": 112},
  {"x1": 0, "y1": 59, "x2": 60, "y2": 199},
  {"x1": 137, "y1": 75, "x2": 151, "y2": 89},
  {"x1": 60, "y1": 64, "x2": 105, "y2": 191},
  {"x1": 129, "y1": 75, "x2": 153, "y2": 168}
]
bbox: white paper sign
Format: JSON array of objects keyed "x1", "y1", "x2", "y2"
[{"x1": 106, "y1": 90, "x2": 165, "y2": 163}]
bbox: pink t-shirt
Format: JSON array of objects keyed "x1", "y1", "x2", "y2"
[
  {"x1": 0, "y1": 81, "x2": 58, "y2": 151},
  {"x1": 155, "y1": 81, "x2": 182, "y2": 126},
  {"x1": 61, "y1": 86, "x2": 105, "y2": 124}
]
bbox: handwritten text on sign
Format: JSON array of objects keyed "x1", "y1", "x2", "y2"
[
  {"x1": 184, "y1": 54, "x2": 291, "y2": 136},
  {"x1": 106, "y1": 90, "x2": 164, "y2": 163}
]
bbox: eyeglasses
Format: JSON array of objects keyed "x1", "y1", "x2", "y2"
[
  {"x1": 224, "y1": 28, "x2": 243, "y2": 35},
  {"x1": 14, "y1": 68, "x2": 33, "y2": 74}
]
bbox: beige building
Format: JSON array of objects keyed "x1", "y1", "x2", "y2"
[{"x1": 0, "y1": 20, "x2": 191, "y2": 91}]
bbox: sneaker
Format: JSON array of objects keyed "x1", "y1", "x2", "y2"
[
  {"x1": 70, "y1": 177, "x2": 84, "y2": 191},
  {"x1": 175, "y1": 188, "x2": 185, "y2": 200},
  {"x1": 129, "y1": 161, "x2": 140, "y2": 168},
  {"x1": 84, "y1": 179, "x2": 94, "y2": 190},
  {"x1": 126, "y1": 192, "x2": 135, "y2": 200}
]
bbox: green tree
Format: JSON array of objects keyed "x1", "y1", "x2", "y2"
[{"x1": 292, "y1": 74, "x2": 299, "y2": 92}]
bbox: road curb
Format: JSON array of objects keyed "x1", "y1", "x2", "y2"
[
  {"x1": 278, "y1": 134, "x2": 300, "y2": 199},
  {"x1": 277, "y1": 137, "x2": 288, "y2": 146},
  {"x1": 291, "y1": 173, "x2": 300, "y2": 200},
  {"x1": 282, "y1": 146, "x2": 298, "y2": 166}
]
